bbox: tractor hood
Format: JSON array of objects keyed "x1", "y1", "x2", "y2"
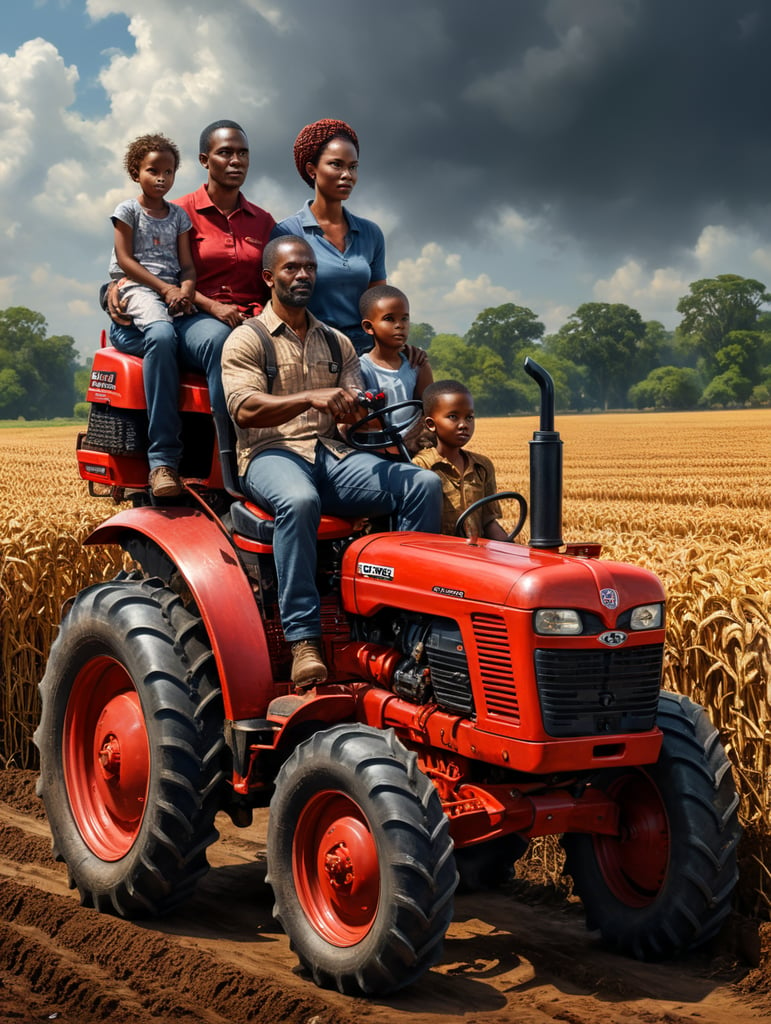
[{"x1": 340, "y1": 532, "x2": 665, "y2": 619}]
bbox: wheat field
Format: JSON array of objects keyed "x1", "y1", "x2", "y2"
[{"x1": 1, "y1": 412, "x2": 770, "y2": 912}]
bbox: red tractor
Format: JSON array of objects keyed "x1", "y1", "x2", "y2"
[{"x1": 36, "y1": 335, "x2": 741, "y2": 996}]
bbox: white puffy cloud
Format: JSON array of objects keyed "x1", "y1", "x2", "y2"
[
  {"x1": 592, "y1": 221, "x2": 771, "y2": 327},
  {"x1": 593, "y1": 260, "x2": 687, "y2": 320},
  {"x1": 391, "y1": 242, "x2": 522, "y2": 335}
]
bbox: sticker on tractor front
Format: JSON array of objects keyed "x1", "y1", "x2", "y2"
[
  {"x1": 598, "y1": 630, "x2": 627, "y2": 647},
  {"x1": 90, "y1": 370, "x2": 117, "y2": 392},
  {"x1": 359, "y1": 562, "x2": 395, "y2": 581},
  {"x1": 600, "y1": 588, "x2": 619, "y2": 609},
  {"x1": 432, "y1": 585, "x2": 465, "y2": 598}
]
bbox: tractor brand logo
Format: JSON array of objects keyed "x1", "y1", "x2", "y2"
[
  {"x1": 359, "y1": 562, "x2": 394, "y2": 581},
  {"x1": 90, "y1": 370, "x2": 117, "y2": 391},
  {"x1": 432, "y1": 585, "x2": 465, "y2": 598},
  {"x1": 598, "y1": 630, "x2": 627, "y2": 647},
  {"x1": 600, "y1": 588, "x2": 619, "y2": 609}
]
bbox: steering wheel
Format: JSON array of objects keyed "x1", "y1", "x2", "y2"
[
  {"x1": 454, "y1": 491, "x2": 528, "y2": 541},
  {"x1": 347, "y1": 399, "x2": 425, "y2": 462}
]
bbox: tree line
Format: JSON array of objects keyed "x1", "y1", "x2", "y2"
[
  {"x1": 2, "y1": 273, "x2": 770, "y2": 420},
  {"x1": 0, "y1": 308, "x2": 78, "y2": 419},
  {"x1": 416, "y1": 273, "x2": 771, "y2": 414}
]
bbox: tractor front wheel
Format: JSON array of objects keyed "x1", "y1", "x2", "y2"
[
  {"x1": 562, "y1": 690, "x2": 741, "y2": 959},
  {"x1": 35, "y1": 575, "x2": 226, "y2": 916},
  {"x1": 266, "y1": 724, "x2": 457, "y2": 995}
]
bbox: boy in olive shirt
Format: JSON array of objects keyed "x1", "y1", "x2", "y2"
[{"x1": 413, "y1": 380, "x2": 509, "y2": 541}]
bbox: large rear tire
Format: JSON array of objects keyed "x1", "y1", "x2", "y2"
[
  {"x1": 562, "y1": 690, "x2": 741, "y2": 959},
  {"x1": 266, "y1": 724, "x2": 457, "y2": 995},
  {"x1": 34, "y1": 575, "x2": 226, "y2": 916}
]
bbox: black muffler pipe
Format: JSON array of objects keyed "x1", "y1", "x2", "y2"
[{"x1": 524, "y1": 358, "x2": 563, "y2": 549}]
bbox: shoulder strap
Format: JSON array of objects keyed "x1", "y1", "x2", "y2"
[
  {"x1": 243, "y1": 318, "x2": 278, "y2": 393},
  {"x1": 242, "y1": 318, "x2": 343, "y2": 393},
  {"x1": 320, "y1": 325, "x2": 342, "y2": 384}
]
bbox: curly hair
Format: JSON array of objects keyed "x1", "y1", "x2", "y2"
[
  {"x1": 123, "y1": 133, "x2": 180, "y2": 180},
  {"x1": 292, "y1": 118, "x2": 359, "y2": 188}
]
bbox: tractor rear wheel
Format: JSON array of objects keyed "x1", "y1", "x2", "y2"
[
  {"x1": 562, "y1": 690, "x2": 740, "y2": 959},
  {"x1": 266, "y1": 724, "x2": 457, "y2": 995},
  {"x1": 35, "y1": 574, "x2": 226, "y2": 916}
]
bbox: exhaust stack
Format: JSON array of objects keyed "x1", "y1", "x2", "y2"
[{"x1": 524, "y1": 358, "x2": 563, "y2": 550}]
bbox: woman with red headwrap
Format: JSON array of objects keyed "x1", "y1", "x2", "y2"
[{"x1": 270, "y1": 119, "x2": 386, "y2": 354}]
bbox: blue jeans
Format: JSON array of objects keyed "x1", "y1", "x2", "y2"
[
  {"x1": 241, "y1": 443, "x2": 442, "y2": 642},
  {"x1": 110, "y1": 313, "x2": 230, "y2": 471}
]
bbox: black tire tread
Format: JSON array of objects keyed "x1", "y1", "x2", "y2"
[
  {"x1": 562, "y1": 690, "x2": 740, "y2": 959},
  {"x1": 266, "y1": 724, "x2": 457, "y2": 995},
  {"x1": 34, "y1": 575, "x2": 226, "y2": 918}
]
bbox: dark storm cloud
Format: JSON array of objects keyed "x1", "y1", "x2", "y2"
[{"x1": 246, "y1": 0, "x2": 771, "y2": 263}]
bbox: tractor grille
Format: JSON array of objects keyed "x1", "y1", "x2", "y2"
[
  {"x1": 472, "y1": 613, "x2": 519, "y2": 722},
  {"x1": 535, "y1": 643, "x2": 663, "y2": 737},
  {"x1": 85, "y1": 404, "x2": 148, "y2": 455},
  {"x1": 427, "y1": 624, "x2": 474, "y2": 716}
]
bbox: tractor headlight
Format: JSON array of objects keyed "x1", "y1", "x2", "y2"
[
  {"x1": 534, "y1": 609, "x2": 583, "y2": 635},
  {"x1": 629, "y1": 603, "x2": 663, "y2": 630}
]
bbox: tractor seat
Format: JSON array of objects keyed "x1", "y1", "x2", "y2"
[
  {"x1": 213, "y1": 412, "x2": 356, "y2": 549},
  {"x1": 230, "y1": 498, "x2": 355, "y2": 546}
]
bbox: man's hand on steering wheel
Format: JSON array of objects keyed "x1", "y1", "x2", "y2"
[{"x1": 347, "y1": 396, "x2": 424, "y2": 462}]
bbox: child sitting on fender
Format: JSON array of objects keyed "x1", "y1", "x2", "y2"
[
  {"x1": 358, "y1": 285, "x2": 433, "y2": 455},
  {"x1": 413, "y1": 380, "x2": 509, "y2": 541}
]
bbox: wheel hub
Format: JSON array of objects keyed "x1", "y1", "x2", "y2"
[
  {"x1": 294, "y1": 792, "x2": 381, "y2": 945},
  {"x1": 64, "y1": 657, "x2": 150, "y2": 860},
  {"x1": 325, "y1": 842, "x2": 354, "y2": 888},
  {"x1": 98, "y1": 734, "x2": 121, "y2": 777}
]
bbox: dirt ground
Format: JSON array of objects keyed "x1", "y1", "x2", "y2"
[{"x1": 0, "y1": 768, "x2": 768, "y2": 1024}]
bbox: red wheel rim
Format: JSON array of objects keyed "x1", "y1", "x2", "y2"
[
  {"x1": 594, "y1": 771, "x2": 669, "y2": 907},
  {"x1": 293, "y1": 790, "x2": 380, "y2": 945},
  {"x1": 63, "y1": 656, "x2": 150, "y2": 860}
]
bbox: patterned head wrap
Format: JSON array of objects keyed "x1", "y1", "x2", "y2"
[{"x1": 293, "y1": 118, "x2": 359, "y2": 188}]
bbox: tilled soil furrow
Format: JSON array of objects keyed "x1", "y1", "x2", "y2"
[{"x1": 0, "y1": 877, "x2": 351, "y2": 1024}]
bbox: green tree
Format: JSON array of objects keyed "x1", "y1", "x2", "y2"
[
  {"x1": 0, "y1": 367, "x2": 24, "y2": 413},
  {"x1": 74, "y1": 365, "x2": 92, "y2": 403},
  {"x1": 426, "y1": 334, "x2": 533, "y2": 415},
  {"x1": 699, "y1": 366, "x2": 753, "y2": 407},
  {"x1": 628, "y1": 366, "x2": 701, "y2": 409},
  {"x1": 676, "y1": 274, "x2": 770, "y2": 373},
  {"x1": 408, "y1": 322, "x2": 435, "y2": 349},
  {"x1": 427, "y1": 333, "x2": 477, "y2": 381},
  {"x1": 0, "y1": 306, "x2": 78, "y2": 418},
  {"x1": 465, "y1": 303, "x2": 544, "y2": 374},
  {"x1": 547, "y1": 302, "x2": 648, "y2": 409}
]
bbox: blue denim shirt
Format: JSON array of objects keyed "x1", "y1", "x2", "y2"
[{"x1": 271, "y1": 200, "x2": 386, "y2": 352}]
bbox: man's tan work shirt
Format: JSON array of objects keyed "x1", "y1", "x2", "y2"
[
  {"x1": 221, "y1": 303, "x2": 364, "y2": 477},
  {"x1": 412, "y1": 446, "x2": 502, "y2": 537}
]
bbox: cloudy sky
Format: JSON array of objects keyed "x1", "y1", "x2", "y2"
[{"x1": 3, "y1": 0, "x2": 771, "y2": 359}]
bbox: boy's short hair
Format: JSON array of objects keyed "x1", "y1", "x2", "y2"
[
  {"x1": 422, "y1": 379, "x2": 472, "y2": 416},
  {"x1": 124, "y1": 133, "x2": 180, "y2": 180},
  {"x1": 199, "y1": 119, "x2": 247, "y2": 155},
  {"x1": 359, "y1": 284, "x2": 409, "y2": 320}
]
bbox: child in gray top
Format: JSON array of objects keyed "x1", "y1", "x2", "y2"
[{"x1": 109, "y1": 132, "x2": 195, "y2": 329}]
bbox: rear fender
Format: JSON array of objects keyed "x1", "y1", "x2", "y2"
[{"x1": 85, "y1": 507, "x2": 273, "y2": 720}]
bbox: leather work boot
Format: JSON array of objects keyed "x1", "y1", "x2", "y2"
[
  {"x1": 149, "y1": 465, "x2": 183, "y2": 498},
  {"x1": 291, "y1": 639, "x2": 328, "y2": 691}
]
